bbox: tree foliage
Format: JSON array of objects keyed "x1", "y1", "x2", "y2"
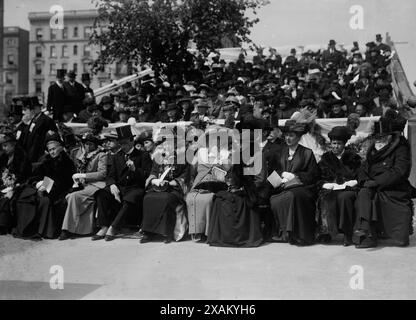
[{"x1": 90, "y1": 0, "x2": 269, "y2": 79}]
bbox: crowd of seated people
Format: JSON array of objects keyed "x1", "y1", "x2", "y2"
[{"x1": 0, "y1": 34, "x2": 414, "y2": 249}]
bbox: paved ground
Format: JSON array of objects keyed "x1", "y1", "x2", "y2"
[{"x1": 1, "y1": 231, "x2": 416, "y2": 300}]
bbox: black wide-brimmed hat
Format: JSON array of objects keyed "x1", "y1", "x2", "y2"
[
  {"x1": 374, "y1": 110, "x2": 407, "y2": 136},
  {"x1": 45, "y1": 131, "x2": 64, "y2": 147},
  {"x1": 136, "y1": 130, "x2": 153, "y2": 144},
  {"x1": 281, "y1": 120, "x2": 308, "y2": 135},
  {"x1": 328, "y1": 126, "x2": 353, "y2": 143},
  {"x1": 81, "y1": 132, "x2": 100, "y2": 145}
]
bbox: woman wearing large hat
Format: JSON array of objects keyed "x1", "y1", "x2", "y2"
[
  {"x1": 268, "y1": 120, "x2": 320, "y2": 246},
  {"x1": 185, "y1": 126, "x2": 234, "y2": 242},
  {"x1": 354, "y1": 110, "x2": 415, "y2": 248},
  {"x1": 315, "y1": 126, "x2": 362, "y2": 246},
  {"x1": 140, "y1": 138, "x2": 189, "y2": 244}
]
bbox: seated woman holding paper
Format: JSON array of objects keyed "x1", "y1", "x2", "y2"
[
  {"x1": 140, "y1": 143, "x2": 188, "y2": 244},
  {"x1": 269, "y1": 120, "x2": 320, "y2": 246},
  {"x1": 207, "y1": 120, "x2": 264, "y2": 248},
  {"x1": 185, "y1": 128, "x2": 233, "y2": 242},
  {"x1": 315, "y1": 126, "x2": 362, "y2": 246},
  {"x1": 59, "y1": 132, "x2": 108, "y2": 240},
  {"x1": 16, "y1": 132, "x2": 76, "y2": 239}
]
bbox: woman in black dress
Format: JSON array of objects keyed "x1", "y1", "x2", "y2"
[
  {"x1": 207, "y1": 120, "x2": 265, "y2": 248},
  {"x1": 269, "y1": 120, "x2": 320, "y2": 246},
  {"x1": 140, "y1": 144, "x2": 188, "y2": 244},
  {"x1": 316, "y1": 126, "x2": 362, "y2": 246}
]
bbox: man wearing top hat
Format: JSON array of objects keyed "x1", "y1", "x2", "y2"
[
  {"x1": 47, "y1": 69, "x2": 67, "y2": 121},
  {"x1": 93, "y1": 126, "x2": 152, "y2": 241},
  {"x1": 375, "y1": 34, "x2": 391, "y2": 55},
  {"x1": 20, "y1": 96, "x2": 58, "y2": 164},
  {"x1": 81, "y1": 73, "x2": 94, "y2": 99},
  {"x1": 64, "y1": 70, "x2": 86, "y2": 116}
]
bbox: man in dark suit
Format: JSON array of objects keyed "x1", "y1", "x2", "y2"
[
  {"x1": 63, "y1": 70, "x2": 85, "y2": 116},
  {"x1": 81, "y1": 73, "x2": 95, "y2": 99},
  {"x1": 21, "y1": 97, "x2": 58, "y2": 164},
  {"x1": 322, "y1": 39, "x2": 343, "y2": 67},
  {"x1": 93, "y1": 126, "x2": 152, "y2": 241},
  {"x1": 47, "y1": 69, "x2": 67, "y2": 121}
]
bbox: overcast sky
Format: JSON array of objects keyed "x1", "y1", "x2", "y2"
[{"x1": 4, "y1": 0, "x2": 416, "y2": 89}]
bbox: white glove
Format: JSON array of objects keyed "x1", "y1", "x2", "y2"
[
  {"x1": 323, "y1": 183, "x2": 334, "y2": 190},
  {"x1": 282, "y1": 172, "x2": 295, "y2": 181},
  {"x1": 72, "y1": 173, "x2": 87, "y2": 180},
  {"x1": 345, "y1": 180, "x2": 358, "y2": 188},
  {"x1": 126, "y1": 160, "x2": 136, "y2": 171},
  {"x1": 110, "y1": 184, "x2": 121, "y2": 203},
  {"x1": 152, "y1": 179, "x2": 161, "y2": 187}
]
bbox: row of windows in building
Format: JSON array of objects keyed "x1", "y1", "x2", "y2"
[
  {"x1": 34, "y1": 62, "x2": 92, "y2": 76},
  {"x1": 35, "y1": 26, "x2": 93, "y2": 41},
  {"x1": 35, "y1": 44, "x2": 92, "y2": 58},
  {"x1": 33, "y1": 79, "x2": 108, "y2": 95}
]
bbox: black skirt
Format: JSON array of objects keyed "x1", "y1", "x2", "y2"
[
  {"x1": 141, "y1": 191, "x2": 182, "y2": 237},
  {"x1": 270, "y1": 186, "x2": 317, "y2": 244},
  {"x1": 207, "y1": 191, "x2": 263, "y2": 248}
]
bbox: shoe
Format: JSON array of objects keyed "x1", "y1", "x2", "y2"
[
  {"x1": 91, "y1": 235, "x2": 105, "y2": 241},
  {"x1": 139, "y1": 234, "x2": 150, "y2": 244},
  {"x1": 0, "y1": 226, "x2": 8, "y2": 235},
  {"x1": 343, "y1": 235, "x2": 353, "y2": 247},
  {"x1": 355, "y1": 236, "x2": 377, "y2": 249},
  {"x1": 316, "y1": 234, "x2": 332, "y2": 243},
  {"x1": 59, "y1": 231, "x2": 71, "y2": 241},
  {"x1": 164, "y1": 237, "x2": 172, "y2": 244},
  {"x1": 104, "y1": 235, "x2": 117, "y2": 242}
]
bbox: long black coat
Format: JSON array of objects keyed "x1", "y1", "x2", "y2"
[
  {"x1": 316, "y1": 149, "x2": 362, "y2": 237},
  {"x1": 106, "y1": 148, "x2": 152, "y2": 203},
  {"x1": 14, "y1": 151, "x2": 76, "y2": 238},
  {"x1": 356, "y1": 134, "x2": 414, "y2": 244},
  {"x1": 22, "y1": 113, "x2": 58, "y2": 164},
  {"x1": 319, "y1": 150, "x2": 362, "y2": 186},
  {"x1": 47, "y1": 82, "x2": 66, "y2": 121},
  {"x1": 63, "y1": 81, "x2": 85, "y2": 115}
]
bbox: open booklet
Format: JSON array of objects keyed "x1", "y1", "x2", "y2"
[
  {"x1": 267, "y1": 171, "x2": 303, "y2": 189},
  {"x1": 42, "y1": 176, "x2": 55, "y2": 194},
  {"x1": 267, "y1": 171, "x2": 283, "y2": 188}
]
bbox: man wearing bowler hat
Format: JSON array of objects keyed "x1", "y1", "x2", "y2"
[
  {"x1": 93, "y1": 126, "x2": 152, "y2": 241},
  {"x1": 64, "y1": 70, "x2": 85, "y2": 116},
  {"x1": 47, "y1": 69, "x2": 67, "y2": 121}
]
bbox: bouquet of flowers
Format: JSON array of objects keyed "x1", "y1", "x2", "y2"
[
  {"x1": 1, "y1": 169, "x2": 17, "y2": 198},
  {"x1": 2, "y1": 169, "x2": 16, "y2": 189}
]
